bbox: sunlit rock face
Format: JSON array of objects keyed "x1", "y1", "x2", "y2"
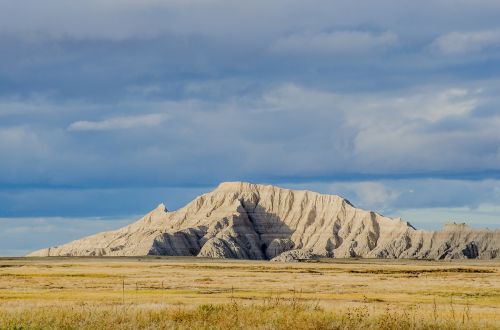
[{"x1": 28, "y1": 182, "x2": 500, "y2": 260}]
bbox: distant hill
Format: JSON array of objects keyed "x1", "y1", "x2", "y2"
[{"x1": 28, "y1": 182, "x2": 499, "y2": 260}]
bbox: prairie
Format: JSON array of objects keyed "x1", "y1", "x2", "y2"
[{"x1": 0, "y1": 257, "x2": 498, "y2": 329}]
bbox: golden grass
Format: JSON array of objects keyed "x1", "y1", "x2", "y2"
[
  {"x1": 0, "y1": 257, "x2": 498, "y2": 329},
  {"x1": 1, "y1": 299, "x2": 497, "y2": 330}
]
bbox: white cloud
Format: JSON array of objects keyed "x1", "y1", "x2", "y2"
[
  {"x1": 68, "y1": 113, "x2": 169, "y2": 131},
  {"x1": 273, "y1": 85, "x2": 480, "y2": 124},
  {"x1": 325, "y1": 181, "x2": 400, "y2": 209},
  {"x1": 0, "y1": 126, "x2": 50, "y2": 157},
  {"x1": 349, "y1": 182, "x2": 400, "y2": 207},
  {"x1": 270, "y1": 30, "x2": 398, "y2": 55},
  {"x1": 404, "y1": 88, "x2": 478, "y2": 121},
  {"x1": 367, "y1": 88, "x2": 479, "y2": 123},
  {"x1": 261, "y1": 83, "x2": 340, "y2": 111},
  {"x1": 430, "y1": 29, "x2": 500, "y2": 55},
  {"x1": 255, "y1": 83, "x2": 500, "y2": 174}
]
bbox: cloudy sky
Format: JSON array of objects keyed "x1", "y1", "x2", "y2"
[{"x1": 1, "y1": 0, "x2": 500, "y2": 255}]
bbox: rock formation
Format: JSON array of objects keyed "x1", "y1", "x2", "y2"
[{"x1": 28, "y1": 182, "x2": 500, "y2": 260}]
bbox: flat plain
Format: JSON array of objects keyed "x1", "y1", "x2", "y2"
[{"x1": 0, "y1": 257, "x2": 498, "y2": 329}]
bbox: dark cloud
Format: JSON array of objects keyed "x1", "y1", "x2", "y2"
[{"x1": 1, "y1": 83, "x2": 500, "y2": 186}]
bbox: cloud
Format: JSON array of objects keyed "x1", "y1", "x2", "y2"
[
  {"x1": 1, "y1": 1, "x2": 500, "y2": 105},
  {"x1": 430, "y1": 29, "x2": 500, "y2": 55},
  {"x1": 0, "y1": 98, "x2": 59, "y2": 116},
  {"x1": 1, "y1": 82, "x2": 499, "y2": 188},
  {"x1": 270, "y1": 30, "x2": 398, "y2": 55},
  {"x1": 0, "y1": 126, "x2": 51, "y2": 161},
  {"x1": 343, "y1": 87, "x2": 480, "y2": 125},
  {"x1": 126, "y1": 84, "x2": 162, "y2": 95},
  {"x1": 404, "y1": 88, "x2": 479, "y2": 121},
  {"x1": 349, "y1": 182, "x2": 400, "y2": 208},
  {"x1": 261, "y1": 83, "x2": 340, "y2": 112},
  {"x1": 68, "y1": 113, "x2": 169, "y2": 131},
  {"x1": 1, "y1": 1, "x2": 499, "y2": 44}
]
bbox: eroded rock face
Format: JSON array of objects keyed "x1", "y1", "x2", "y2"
[
  {"x1": 28, "y1": 182, "x2": 500, "y2": 260},
  {"x1": 266, "y1": 238, "x2": 295, "y2": 259},
  {"x1": 270, "y1": 249, "x2": 320, "y2": 262}
]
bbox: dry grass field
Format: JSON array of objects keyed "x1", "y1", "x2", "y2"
[{"x1": 0, "y1": 257, "x2": 498, "y2": 329}]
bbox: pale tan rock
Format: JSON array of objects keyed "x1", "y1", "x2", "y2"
[
  {"x1": 266, "y1": 238, "x2": 295, "y2": 259},
  {"x1": 270, "y1": 249, "x2": 319, "y2": 262},
  {"x1": 28, "y1": 182, "x2": 500, "y2": 260}
]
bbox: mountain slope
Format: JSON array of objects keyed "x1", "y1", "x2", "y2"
[{"x1": 28, "y1": 182, "x2": 500, "y2": 260}]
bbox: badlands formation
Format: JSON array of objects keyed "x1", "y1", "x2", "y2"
[{"x1": 29, "y1": 182, "x2": 499, "y2": 260}]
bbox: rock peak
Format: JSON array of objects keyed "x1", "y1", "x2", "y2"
[
  {"x1": 443, "y1": 222, "x2": 471, "y2": 231},
  {"x1": 214, "y1": 181, "x2": 346, "y2": 200},
  {"x1": 215, "y1": 181, "x2": 256, "y2": 191},
  {"x1": 214, "y1": 181, "x2": 277, "y2": 193},
  {"x1": 155, "y1": 203, "x2": 168, "y2": 213}
]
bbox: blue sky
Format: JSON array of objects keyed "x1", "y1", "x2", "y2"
[{"x1": 1, "y1": 0, "x2": 500, "y2": 255}]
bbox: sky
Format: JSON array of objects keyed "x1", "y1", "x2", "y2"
[{"x1": 1, "y1": 0, "x2": 500, "y2": 255}]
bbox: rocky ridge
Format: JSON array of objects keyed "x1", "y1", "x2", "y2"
[{"x1": 28, "y1": 182, "x2": 500, "y2": 260}]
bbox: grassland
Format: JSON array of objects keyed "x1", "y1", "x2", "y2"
[{"x1": 0, "y1": 257, "x2": 498, "y2": 329}]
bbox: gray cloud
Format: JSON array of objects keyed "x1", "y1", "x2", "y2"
[
  {"x1": 1, "y1": 82, "x2": 499, "y2": 188},
  {"x1": 270, "y1": 30, "x2": 398, "y2": 55},
  {"x1": 68, "y1": 113, "x2": 169, "y2": 131},
  {"x1": 1, "y1": 1, "x2": 499, "y2": 40},
  {"x1": 430, "y1": 29, "x2": 500, "y2": 55}
]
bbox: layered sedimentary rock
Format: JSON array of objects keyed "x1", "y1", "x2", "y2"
[
  {"x1": 28, "y1": 182, "x2": 500, "y2": 260},
  {"x1": 270, "y1": 249, "x2": 320, "y2": 262}
]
